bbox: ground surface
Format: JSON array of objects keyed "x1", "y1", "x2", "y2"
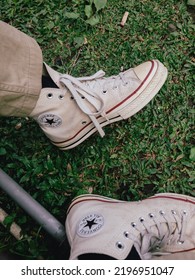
[{"x1": 0, "y1": 0, "x2": 194, "y2": 259}]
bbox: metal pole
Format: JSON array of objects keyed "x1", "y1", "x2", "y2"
[{"x1": 0, "y1": 168, "x2": 67, "y2": 244}]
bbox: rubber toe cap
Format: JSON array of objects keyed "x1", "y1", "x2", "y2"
[{"x1": 133, "y1": 60, "x2": 154, "y2": 81}]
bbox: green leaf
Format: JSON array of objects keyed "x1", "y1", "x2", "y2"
[
  {"x1": 73, "y1": 36, "x2": 85, "y2": 48},
  {"x1": 64, "y1": 12, "x2": 80, "y2": 19},
  {"x1": 0, "y1": 147, "x2": 6, "y2": 155},
  {"x1": 171, "y1": 31, "x2": 180, "y2": 37},
  {"x1": 187, "y1": 0, "x2": 195, "y2": 6},
  {"x1": 47, "y1": 21, "x2": 54, "y2": 29},
  {"x1": 3, "y1": 215, "x2": 15, "y2": 228},
  {"x1": 86, "y1": 15, "x2": 100, "y2": 26},
  {"x1": 94, "y1": 0, "x2": 107, "y2": 12},
  {"x1": 189, "y1": 147, "x2": 195, "y2": 161},
  {"x1": 110, "y1": 154, "x2": 118, "y2": 159},
  {"x1": 85, "y1": 5, "x2": 93, "y2": 19}
]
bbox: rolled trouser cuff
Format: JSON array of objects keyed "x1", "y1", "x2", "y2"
[{"x1": 0, "y1": 21, "x2": 43, "y2": 117}]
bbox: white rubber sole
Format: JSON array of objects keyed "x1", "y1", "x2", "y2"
[{"x1": 54, "y1": 60, "x2": 168, "y2": 150}]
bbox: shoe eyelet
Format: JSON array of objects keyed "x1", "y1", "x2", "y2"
[
  {"x1": 131, "y1": 222, "x2": 136, "y2": 228},
  {"x1": 177, "y1": 240, "x2": 184, "y2": 245},
  {"x1": 70, "y1": 96, "x2": 74, "y2": 100},
  {"x1": 149, "y1": 213, "x2": 154, "y2": 218},
  {"x1": 82, "y1": 121, "x2": 87, "y2": 125},
  {"x1": 124, "y1": 231, "x2": 129, "y2": 238},
  {"x1": 182, "y1": 210, "x2": 187, "y2": 215},
  {"x1": 102, "y1": 90, "x2": 107, "y2": 94},
  {"x1": 116, "y1": 241, "x2": 124, "y2": 250},
  {"x1": 47, "y1": 93, "x2": 53, "y2": 98},
  {"x1": 58, "y1": 94, "x2": 64, "y2": 100},
  {"x1": 171, "y1": 210, "x2": 176, "y2": 215},
  {"x1": 123, "y1": 82, "x2": 128, "y2": 87},
  {"x1": 81, "y1": 96, "x2": 85, "y2": 99},
  {"x1": 139, "y1": 217, "x2": 145, "y2": 223},
  {"x1": 159, "y1": 210, "x2": 165, "y2": 215}
]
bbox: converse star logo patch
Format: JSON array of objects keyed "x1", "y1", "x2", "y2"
[
  {"x1": 77, "y1": 213, "x2": 104, "y2": 237},
  {"x1": 38, "y1": 114, "x2": 62, "y2": 128}
]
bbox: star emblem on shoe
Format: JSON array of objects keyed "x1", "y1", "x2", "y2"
[
  {"x1": 84, "y1": 218, "x2": 98, "y2": 230},
  {"x1": 77, "y1": 213, "x2": 104, "y2": 237},
  {"x1": 45, "y1": 117, "x2": 56, "y2": 125},
  {"x1": 38, "y1": 113, "x2": 62, "y2": 128}
]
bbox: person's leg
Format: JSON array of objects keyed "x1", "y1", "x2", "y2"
[
  {"x1": 0, "y1": 21, "x2": 168, "y2": 150},
  {"x1": 0, "y1": 21, "x2": 42, "y2": 117},
  {"x1": 65, "y1": 193, "x2": 195, "y2": 260}
]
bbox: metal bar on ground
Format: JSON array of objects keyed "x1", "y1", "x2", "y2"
[{"x1": 0, "y1": 168, "x2": 67, "y2": 244}]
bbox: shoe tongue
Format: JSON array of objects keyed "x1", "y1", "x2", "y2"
[
  {"x1": 126, "y1": 245, "x2": 141, "y2": 260},
  {"x1": 43, "y1": 62, "x2": 62, "y2": 88}
]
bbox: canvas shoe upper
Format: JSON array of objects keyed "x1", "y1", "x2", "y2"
[
  {"x1": 65, "y1": 193, "x2": 195, "y2": 260},
  {"x1": 30, "y1": 60, "x2": 167, "y2": 149}
]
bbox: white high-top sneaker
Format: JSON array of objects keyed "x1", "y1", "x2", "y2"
[
  {"x1": 65, "y1": 193, "x2": 195, "y2": 260},
  {"x1": 30, "y1": 60, "x2": 167, "y2": 150}
]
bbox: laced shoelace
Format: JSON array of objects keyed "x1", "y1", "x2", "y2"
[
  {"x1": 59, "y1": 70, "x2": 129, "y2": 137},
  {"x1": 127, "y1": 210, "x2": 187, "y2": 260}
]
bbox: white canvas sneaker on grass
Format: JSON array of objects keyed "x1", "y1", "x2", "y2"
[
  {"x1": 65, "y1": 193, "x2": 195, "y2": 260},
  {"x1": 30, "y1": 60, "x2": 167, "y2": 149}
]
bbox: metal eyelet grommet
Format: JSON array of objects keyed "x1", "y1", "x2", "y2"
[
  {"x1": 47, "y1": 93, "x2": 53, "y2": 98},
  {"x1": 131, "y1": 222, "x2": 136, "y2": 227},
  {"x1": 182, "y1": 210, "x2": 187, "y2": 215},
  {"x1": 124, "y1": 231, "x2": 129, "y2": 238},
  {"x1": 58, "y1": 94, "x2": 64, "y2": 100},
  {"x1": 116, "y1": 242, "x2": 124, "y2": 250},
  {"x1": 171, "y1": 210, "x2": 176, "y2": 215},
  {"x1": 177, "y1": 240, "x2": 184, "y2": 245},
  {"x1": 149, "y1": 213, "x2": 154, "y2": 218},
  {"x1": 82, "y1": 121, "x2": 87, "y2": 125},
  {"x1": 81, "y1": 96, "x2": 85, "y2": 99},
  {"x1": 139, "y1": 217, "x2": 145, "y2": 223},
  {"x1": 70, "y1": 96, "x2": 74, "y2": 100},
  {"x1": 159, "y1": 210, "x2": 165, "y2": 215}
]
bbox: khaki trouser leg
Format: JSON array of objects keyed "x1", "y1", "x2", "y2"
[{"x1": 0, "y1": 21, "x2": 43, "y2": 117}]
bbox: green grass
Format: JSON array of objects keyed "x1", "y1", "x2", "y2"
[{"x1": 0, "y1": 0, "x2": 194, "y2": 259}]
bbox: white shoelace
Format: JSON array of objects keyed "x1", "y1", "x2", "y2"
[
  {"x1": 59, "y1": 70, "x2": 129, "y2": 137},
  {"x1": 60, "y1": 71, "x2": 106, "y2": 137},
  {"x1": 128, "y1": 210, "x2": 187, "y2": 260}
]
